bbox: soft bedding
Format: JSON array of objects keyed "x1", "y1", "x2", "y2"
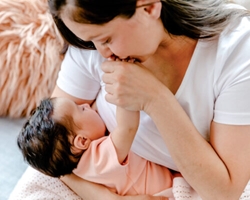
[{"x1": 9, "y1": 167, "x2": 250, "y2": 200}]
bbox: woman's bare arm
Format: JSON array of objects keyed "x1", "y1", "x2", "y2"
[
  {"x1": 147, "y1": 87, "x2": 250, "y2": 200},
  {"x1": 61, "y1": 174, "x2": 168, "y2": 200},
  {"x1": 101, "y1": 60, "x2": 250, "y2": 200}
]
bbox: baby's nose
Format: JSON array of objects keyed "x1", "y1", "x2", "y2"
[{"x1": 83, "y1": 104, "x2": 91, "y2": 109}]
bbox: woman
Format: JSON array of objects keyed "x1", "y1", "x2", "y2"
[
  {"x1": 11, "y1": 0, "x2": 250, "y2": 199},
  {"x1": 48, "y1": 0, "x2": 250, "y2": 199}
]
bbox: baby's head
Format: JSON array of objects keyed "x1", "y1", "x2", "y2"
[{"x1": 17, "y1": 97, "x2": 106, "y2": 177}]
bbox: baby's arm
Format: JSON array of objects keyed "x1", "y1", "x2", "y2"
[{"x1": 111, "y1": 107, "x2": 139, "y2": 164}]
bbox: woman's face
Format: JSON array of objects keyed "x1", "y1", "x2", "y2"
[{"x1": 61, "y1": 3, "x2": 164, "y2": 62}]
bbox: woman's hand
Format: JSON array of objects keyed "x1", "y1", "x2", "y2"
[
  {"x1": 101, "y1": 60, "x2": 163, "y2": 112},
  {"x1": 61, "y1": 174, "x2": 168, "y2": 200}
]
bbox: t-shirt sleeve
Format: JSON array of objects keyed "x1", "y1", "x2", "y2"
[
  {"x1": 213, "y1": 17, "x2": 250, "y2": 125},
  {"x1": 56, "y1": 46, "x2": 105, "y2": 100}
]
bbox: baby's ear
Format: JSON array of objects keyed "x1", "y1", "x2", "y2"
[{"x1": 73, "y1": 135, "x2": 91, "y2": 150}]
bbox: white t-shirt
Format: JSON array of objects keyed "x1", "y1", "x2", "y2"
[{"x1": 57, "y1": 16, "x2": 250, "y2": 171}]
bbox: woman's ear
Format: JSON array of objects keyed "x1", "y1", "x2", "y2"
[
  {"x1": 136, "y1": 0, "x2": 162, "y2": 19},
  {"x1": 73, "y1": 135, "x2": 91, "y2": 150}
]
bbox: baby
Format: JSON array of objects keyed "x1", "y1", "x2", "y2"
[{"x1": 17, "y1": 97, "x2": 175, "y2": 196}]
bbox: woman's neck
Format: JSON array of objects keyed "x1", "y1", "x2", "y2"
[
  {"x1": 158, "y1": 35, "x2": 197, "y2": 67},
  {"x1": 144, "y1": 36, "x2": 198, "y2": 94}
]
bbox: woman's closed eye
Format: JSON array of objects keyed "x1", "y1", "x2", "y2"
[{"x1": 101, "y1": 38, "x2": 111, "y2": 46}]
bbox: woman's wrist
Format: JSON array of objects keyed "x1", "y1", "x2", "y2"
[{"x1": 144, "y1": 84, "x2": 173, "y2": 117}]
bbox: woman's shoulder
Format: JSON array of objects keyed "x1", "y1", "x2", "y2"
[
  {"x1": 222, "y1": 14, "x2": 250, "y2": 38},
  {"x1": 217, "y1": 16, "x2": 250, "y2": 65},
  {"x1": 196, "y1": 15, "x2": 250, "y2": 63}
]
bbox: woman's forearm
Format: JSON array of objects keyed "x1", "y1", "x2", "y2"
[
  {"x1": 146, "y1": 86, "x2": 247, "y2": 200},
  {"x1": 61, "y1": 174, "x2": 168, "y2": 200},
  {"x1": 61, "y1": 174, "x2": 118, "y2": 200}
]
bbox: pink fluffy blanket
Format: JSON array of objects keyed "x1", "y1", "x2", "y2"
[{"x1": 0, "y1": 0, "x2": 64, "y2": 118}]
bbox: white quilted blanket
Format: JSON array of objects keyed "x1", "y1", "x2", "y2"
[{"x1": 9, "y1": 167, "x2": 250, "y2": 200}]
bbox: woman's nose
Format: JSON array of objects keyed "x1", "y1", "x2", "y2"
[{"x1": 94, "y1": 43, "x2": 114, "y2": 59}]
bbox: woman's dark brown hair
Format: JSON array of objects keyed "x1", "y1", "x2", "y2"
[{"x1": 48, "y1": 0, "x2": 250, "y2": 49}]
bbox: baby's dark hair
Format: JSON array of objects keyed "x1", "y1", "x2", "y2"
[{"x1": 17, "y1": 98, "x2": 82, "y2": 177}]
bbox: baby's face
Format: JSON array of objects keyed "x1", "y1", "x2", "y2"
[{"x1": 53, "y1": 97, "x2": 106, "y2": 141}]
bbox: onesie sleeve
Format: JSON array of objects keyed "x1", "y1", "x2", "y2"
[
  {"x1": 56, "y1": 46, "x2": 106, "y2": 100},
  {"x1": 73, "y1": 136, "x2": 129, "y2": 189}
]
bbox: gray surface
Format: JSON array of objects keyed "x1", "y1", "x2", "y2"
[{"x1": 0, "y1": 118, "x2": 28, "y2": 200}]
